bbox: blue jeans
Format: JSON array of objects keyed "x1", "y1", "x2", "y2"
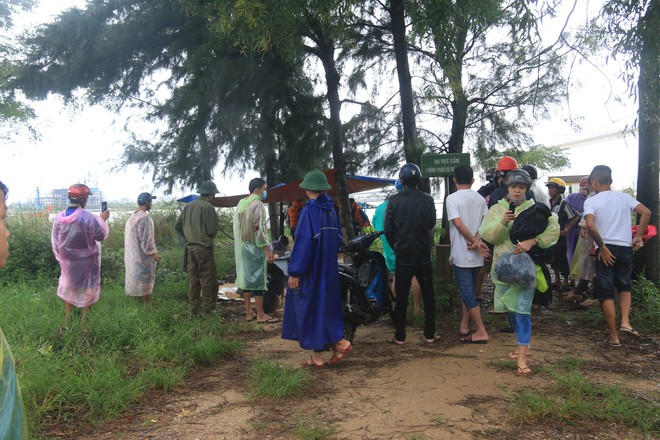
[
  {"x1": 452, "y1": 265, "x2": 481, "y2": 309},
  {"x1": 507, "y1": 312, "x2": 531, "y2": 346}
]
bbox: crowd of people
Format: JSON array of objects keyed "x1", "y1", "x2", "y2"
[{"x1": 0, "y1": 158, "x2": 652, "y2": 434}]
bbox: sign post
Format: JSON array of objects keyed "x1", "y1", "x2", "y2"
[
  {"x1": 421, "y1": 153, "x2": 472, "y2": 283},
  {"x1": 421, "y1": 153, "x2": 470, "y2": 177}
]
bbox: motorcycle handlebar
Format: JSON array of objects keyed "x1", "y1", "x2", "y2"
[{"x1": 339, "y1": 230, "x2": 383, "y2": 253}]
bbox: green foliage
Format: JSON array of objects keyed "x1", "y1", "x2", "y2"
[
  {"x1": 630, "y1": 277, "x2": 660, "y2": 332},
  {"x1": 0, "y1": 205, "x2": 244, "y2": 436},
  {"x1": 2, "y1": 210, "x2": 59, "y2": 281},
  {"x1": 475, "y1": 144, "x2": 570, "y2": 175},
  {"x1": 2, "y1": 279, "x2": 241, "y2": 436},
  {"x1": 293, "y1": 416, "x2": 338, "y2": 440},
  {"x1": 248, "y1": 360, "x2": 311, "y2": 400},
  {"x1": 513, "y1": 363, "x2": 659, "y2": 436},
  {"x1": 408, "y1": 0, "x2": 568, "y2": 156}
]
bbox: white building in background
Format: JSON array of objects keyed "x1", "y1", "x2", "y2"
[{"x1": 551, "y1": 128, "x2": 640, "y2": 192}]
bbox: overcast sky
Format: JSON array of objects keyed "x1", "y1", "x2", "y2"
[{"x1": 1, "y1": 0, "x2": 641, "y2": 205}]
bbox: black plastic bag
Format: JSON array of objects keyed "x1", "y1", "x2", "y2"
[{"x1": 494, "y1": 250, "x2": 537, "y2": 288}]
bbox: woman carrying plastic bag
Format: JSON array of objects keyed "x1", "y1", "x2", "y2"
[{"x1": 480, "y1": 169, "x2": 559, "y2": 376}]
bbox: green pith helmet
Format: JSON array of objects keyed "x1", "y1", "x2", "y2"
[
  {"x1": 299, "y1": 169, "x2": 331, "y2": 191},
  {"x1": 197, "y1": 181, "x2": 219, "y2": 195}
]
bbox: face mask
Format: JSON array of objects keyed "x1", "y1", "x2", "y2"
[{"x1": 260, "y1": 190, "x2": 268, "y2": 201}]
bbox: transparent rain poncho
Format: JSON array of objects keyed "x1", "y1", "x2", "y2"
[
  {"x1": 233, "y1": 195, "x2": 269, "y2": 291},
  {"x1": 124, "y1": 211, "x2": 157, "y2": 296},
  {"x1": 0, "y1": 328, "x2": 28, "y2": 440},
  {"x1": 51, "y1": 207, "x2": 109, "y2": 307}
]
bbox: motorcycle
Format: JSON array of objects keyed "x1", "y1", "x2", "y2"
[{"x1": 339, "y1": 230, "x2": 394, "y2": 342}]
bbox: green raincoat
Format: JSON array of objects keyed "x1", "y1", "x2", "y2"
[
  {"x1": 0, "y1": 328, "x2": 27, "y2": 439},
  {"x1": 233, "y1": 194, "x2": 269, "y2": 291},
  {"x1": 479, "y1": 199, "x2": 559, "y2": 314}
]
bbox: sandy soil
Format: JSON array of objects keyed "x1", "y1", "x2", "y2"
[{"x1": 55, "y1": 291, "x2": 658, "y2": 440}]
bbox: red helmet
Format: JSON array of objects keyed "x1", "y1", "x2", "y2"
[
  {"x1": 579, "y1": 176, "x2": 589, "y2": 187},
  {"x1": 496, "y1": 156, "x2": 518, "y2": 171},
  {"x1": 68, "y1": 183, "x2": 92, "y2": 199}
]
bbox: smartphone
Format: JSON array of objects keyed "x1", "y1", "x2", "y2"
[{"x1": 101, "y1": 201, "x2": 108, "y2": 212}]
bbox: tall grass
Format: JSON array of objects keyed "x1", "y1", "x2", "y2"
[
  {"x1": 0, "y1": 205, "x2": 242, "y2": 436},
  {"x1": 513, "y1": 357, "x2": 659, "y2": 436}
]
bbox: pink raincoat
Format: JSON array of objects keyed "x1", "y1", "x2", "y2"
[{"x1": 51, "y1": 208, "x2": 109, "y2": 308}]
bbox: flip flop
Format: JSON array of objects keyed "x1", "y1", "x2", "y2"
[
  {"x1": 607, "y1": 340, "x2": 622, "y2": 348},
  {"x1": 257, "y1": 317, "x2": 279, "y2": 323},
  {"x1": 619, "y1": 327, "x2": 641, "y2": 338},
  {"x1": 328, "y1": 343, "x2": 353, "y2": 366},
  {"x1": 459, "y1": 334, "x2": 487, "y2": 344},
  {"x1": 386, "y1": 337, "x2": 405, "y2": 345},
  {"x1": 516, "y1": 366, "x2": 533, "y2": 376},
  {"x1": 424, "y1": 335, "x2": 441, "y2": 344}
]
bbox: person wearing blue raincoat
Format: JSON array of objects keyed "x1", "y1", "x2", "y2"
[{"x1": 281, "y1": 170, "x2": 353, "y2": 368}]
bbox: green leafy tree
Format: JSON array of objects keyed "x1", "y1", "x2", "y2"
[
  {"x1": 0, "y1": 0, "x2": 35, "y2": 141},
  {"x1": 213, "y1": 0, "x2": 373, "y2": 239},
  {"x1": 10, "y1": 0, "x2": 330, "y2": 208},
  {"x1": 407, "y1": 0, "x2": 568, "y2": 159}
]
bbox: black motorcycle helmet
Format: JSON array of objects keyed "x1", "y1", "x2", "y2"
[
  {"x1": 485, "y1": 167, "x2": 497, "y2": 185},
  {"x1": 399, "y1": 163, "x2": 421, "y2": 187},
  {"x1": 503, "y1": 169, "x2": 533, "y2": 190},
  {"x1": 521, "y1": 164, "x2": 538, "y2": 180}
]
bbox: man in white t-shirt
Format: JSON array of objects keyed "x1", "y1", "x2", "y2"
[
  {"x1": 447, "y1": 165, "x2": 491, "y2": 343},
  {"x1": 583, "y1": 165, "x2": 650, "y2": 347}
]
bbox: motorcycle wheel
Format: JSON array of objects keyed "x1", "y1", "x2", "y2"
[{"x1": 343, "y1": 321, "x2": 358, "y2": 343}]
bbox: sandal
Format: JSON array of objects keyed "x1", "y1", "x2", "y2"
[
  {"x1": 300, "y1": 357, "x2": 324, "y2": 369},
  {"x1": 619, "y1": 326, "x2": 641, "y2": 338},
  {"x1": 328, "y1": 343, "x2": 353, "y2": 366},
  {"x1": 386, "y1": 337, "x2": 405, "y2": 345},
  {"x1": 516, "y1": 366, "x2": 532, "y2": 376}
]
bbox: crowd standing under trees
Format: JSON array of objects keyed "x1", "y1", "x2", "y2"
[{"x1": 0, "y1": 1, "x2": 658, "y2": 435}]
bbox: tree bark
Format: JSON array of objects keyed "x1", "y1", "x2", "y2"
[
  {"x1": 310, "y1": 16, "x2": 353, "y2": 241},
  {"x1": 389, "y1": 0, "x2": 420, "y2": 163},
  {"x1": 636, "y1": 0, "x2": 660, "y2": 282}
]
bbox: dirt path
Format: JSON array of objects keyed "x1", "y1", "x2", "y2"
[{"x1": 68, "y1": 298, "x2": 658, "y2": 440}]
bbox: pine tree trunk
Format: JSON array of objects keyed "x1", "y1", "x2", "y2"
[{"x1": 636, "y1": 0, "x2": 660, "y2": 283}]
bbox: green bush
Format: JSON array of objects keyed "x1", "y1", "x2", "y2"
[{"x1": 3, "y1": 211, "x2": 59, "y2": 281}]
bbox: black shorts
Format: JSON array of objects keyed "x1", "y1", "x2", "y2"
[{"x1": 594, "y1": 244, "x2": 633, "y2": 301}]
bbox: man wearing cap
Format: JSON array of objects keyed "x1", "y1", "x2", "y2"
[
  {"x1": 125, "y1": 193, "x2": 161, "y2": 305},
  {"x1": 233, "y1": 178, "x2": 277, "y2": 323},
  {"x1": 51, "y1": 183, "x2": 110, "y2": 324},
  {"x1": 175, "y1": 181, "x2": 221, "y2": 315},
  {"x1": 282, "y1": 170, "x2": 352, "y2": 367}
]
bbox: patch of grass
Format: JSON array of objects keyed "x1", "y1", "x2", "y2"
[
  {"x1": 293, "y1": 416, "x2": 337, "y2": 440},
  {"x1": 248, "y1": 360, "x2": 311, "y2": 400},
  {"x1": 631, "y1": 277, "x2": 660, "y2": 333},
  {"x1": 490, "y1": 359, "x2": 517, "y2": 371},
  {"x1": 140, "y1": 366, "x2": 186, "y2": 392},
  {"x1": 512, "y1": 368, "x2": 660, "y2": 436},
  {"x1": 406, "y1": 434, "x2": 428, "y2": 440}
]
